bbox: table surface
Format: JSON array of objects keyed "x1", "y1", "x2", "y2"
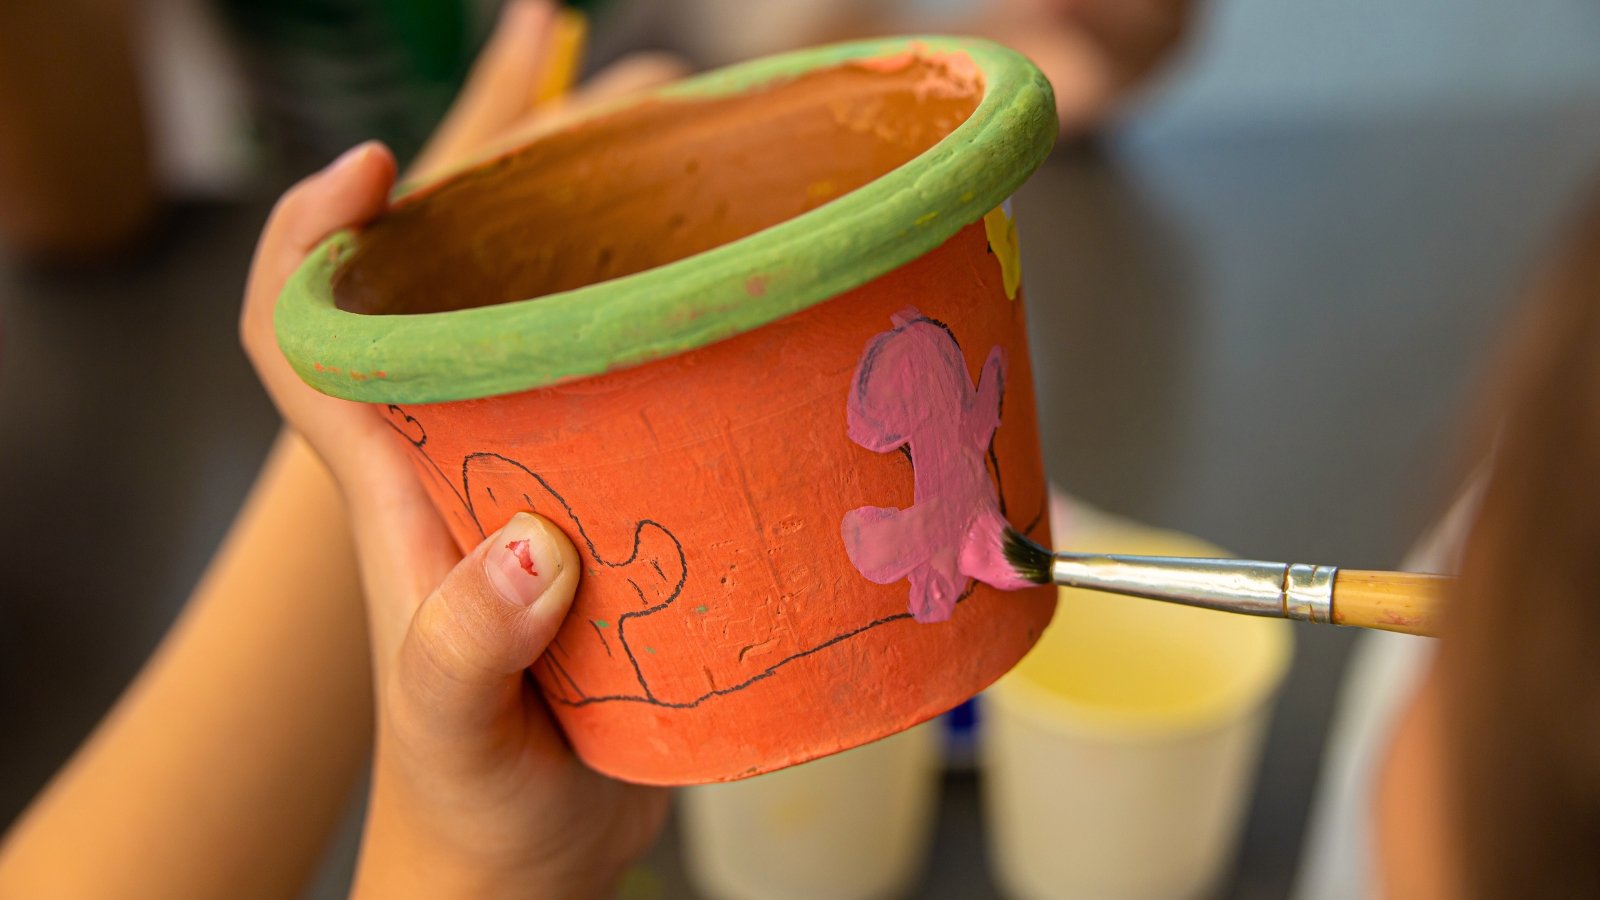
[{"x1": 4, "y1": 105, "x2": 1598, "y2": 898}]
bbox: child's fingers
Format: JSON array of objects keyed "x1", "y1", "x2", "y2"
[
  {"x1": 390, "y1": 513, "x2": 582, "y2": 747},
  {"x1": 1055, "y1": 0, "x2": 1191, "y2": 85},
  {"x1": 568, "y1": 52, "x2": 693, "y2": 108},
  {"x1": 238, "y1": 140, "x2": 397, "y2": 496},
  {"x1": 234, "y1": 138, "x2": 463, "y2": 685},
  {"x1": 490, "y1": 52, "x2": 692, "y2": 157},
  {"x1": 241, "y1": 141, "x2": 396, "y2": 397},
  {"x1": 408, "y1": 0, "x2": 560, "y2": 184},
  {"x1": 236, "y1": 139, "x2": 445, "y2": 576},
  {"x1": 253, "y1": 142, "x2": 396, "y2": 307}
]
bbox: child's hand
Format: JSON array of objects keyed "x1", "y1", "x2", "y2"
[
  {"x1": 238, "y1": 3, "x2": 678, "y2": 896},
  {"x1": 977, "y1": 0, "x2": 1196, "y2": 132},
  {"x1": 240, "y1": 139, "x2": 667, "y2": 900}
]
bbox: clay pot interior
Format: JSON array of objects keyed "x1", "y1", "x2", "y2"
[{"x1": 332, "y1": 55, "x2": 982, "y2": 316}]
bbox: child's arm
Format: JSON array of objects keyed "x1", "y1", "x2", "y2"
[
  {"x1": 235, "y1": 122, "x2": 665, "y2": 900},
  {"x1": 0, "y1": 433, "x2": 370, "y2": 900},
  {"x1": 0, "y1": 4, "x2": 690, "y2": 896}
]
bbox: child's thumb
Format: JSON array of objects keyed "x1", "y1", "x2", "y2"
[{"x1": 394, "y1": 512, "x2": 580, "y2": 732}]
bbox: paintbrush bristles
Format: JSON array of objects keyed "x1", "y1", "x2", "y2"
[{"x1": 1002, "y1": 527, "x2": 1054, "y2": 585}]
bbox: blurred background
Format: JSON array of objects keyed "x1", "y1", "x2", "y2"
[{"x1": 3, "y1": 0, "x2": 1600, "y2": 897}]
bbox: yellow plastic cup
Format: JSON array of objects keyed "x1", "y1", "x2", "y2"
[{"x1": 982, "y1": 501, "x2": 1294, "y2": 900}]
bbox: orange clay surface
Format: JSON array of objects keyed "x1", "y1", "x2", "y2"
[{"x1": 335, "y1": 55, "x2": 1053, "y2": 784}]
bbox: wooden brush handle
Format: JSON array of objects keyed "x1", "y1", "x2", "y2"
[{"x1": 1331, "y1": 570, "x2": 1450, "y2": 636}]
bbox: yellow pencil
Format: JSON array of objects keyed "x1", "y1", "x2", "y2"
[{"x1": 533, "y1": 8, "x2": 588, "y2": 106}]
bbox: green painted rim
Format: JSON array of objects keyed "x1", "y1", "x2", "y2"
[{"x1": 276, "y1": 36, "x2": 1057, "y2": 403}]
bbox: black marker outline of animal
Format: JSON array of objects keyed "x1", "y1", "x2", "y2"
[{"x1": 381, "y1": 368, "x2": 1044, "y2": 709}]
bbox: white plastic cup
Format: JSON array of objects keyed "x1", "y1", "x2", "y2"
[
  {"x1": 679, "y1": 719, "x2": 941, "y2": 900},
  {"x1": 982, "y1": 504, "x2": 1294, "y2": 900}
]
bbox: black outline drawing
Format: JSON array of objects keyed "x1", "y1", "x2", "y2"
[{"x1": 381, "y1": 312, "x2": 1046, "y2": 709}]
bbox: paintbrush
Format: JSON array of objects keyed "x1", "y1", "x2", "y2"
[{"x1": 1000, "y1": 529, "x2": 1449, "y2": 637}]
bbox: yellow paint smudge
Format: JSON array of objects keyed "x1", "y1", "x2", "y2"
[
  {"x1": 984, "y1": 204, "x2": 1023, "y2": 300},
  {"x1": 806, "y1": 179, "x2": 836, "y2": 202}
]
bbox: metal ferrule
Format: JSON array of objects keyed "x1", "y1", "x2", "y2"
[{"x1": 1048, "y1": 554, "x2": 1337, "y2": 623}]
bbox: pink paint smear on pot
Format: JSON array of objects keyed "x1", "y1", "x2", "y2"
[{"x1": 841, "y1": 307, "x2": 1032, "y2": 624}]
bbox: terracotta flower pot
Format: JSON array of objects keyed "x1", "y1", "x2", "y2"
[{"x1": 276, "y1": 37, "x2": 1058, "y2": 785}]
